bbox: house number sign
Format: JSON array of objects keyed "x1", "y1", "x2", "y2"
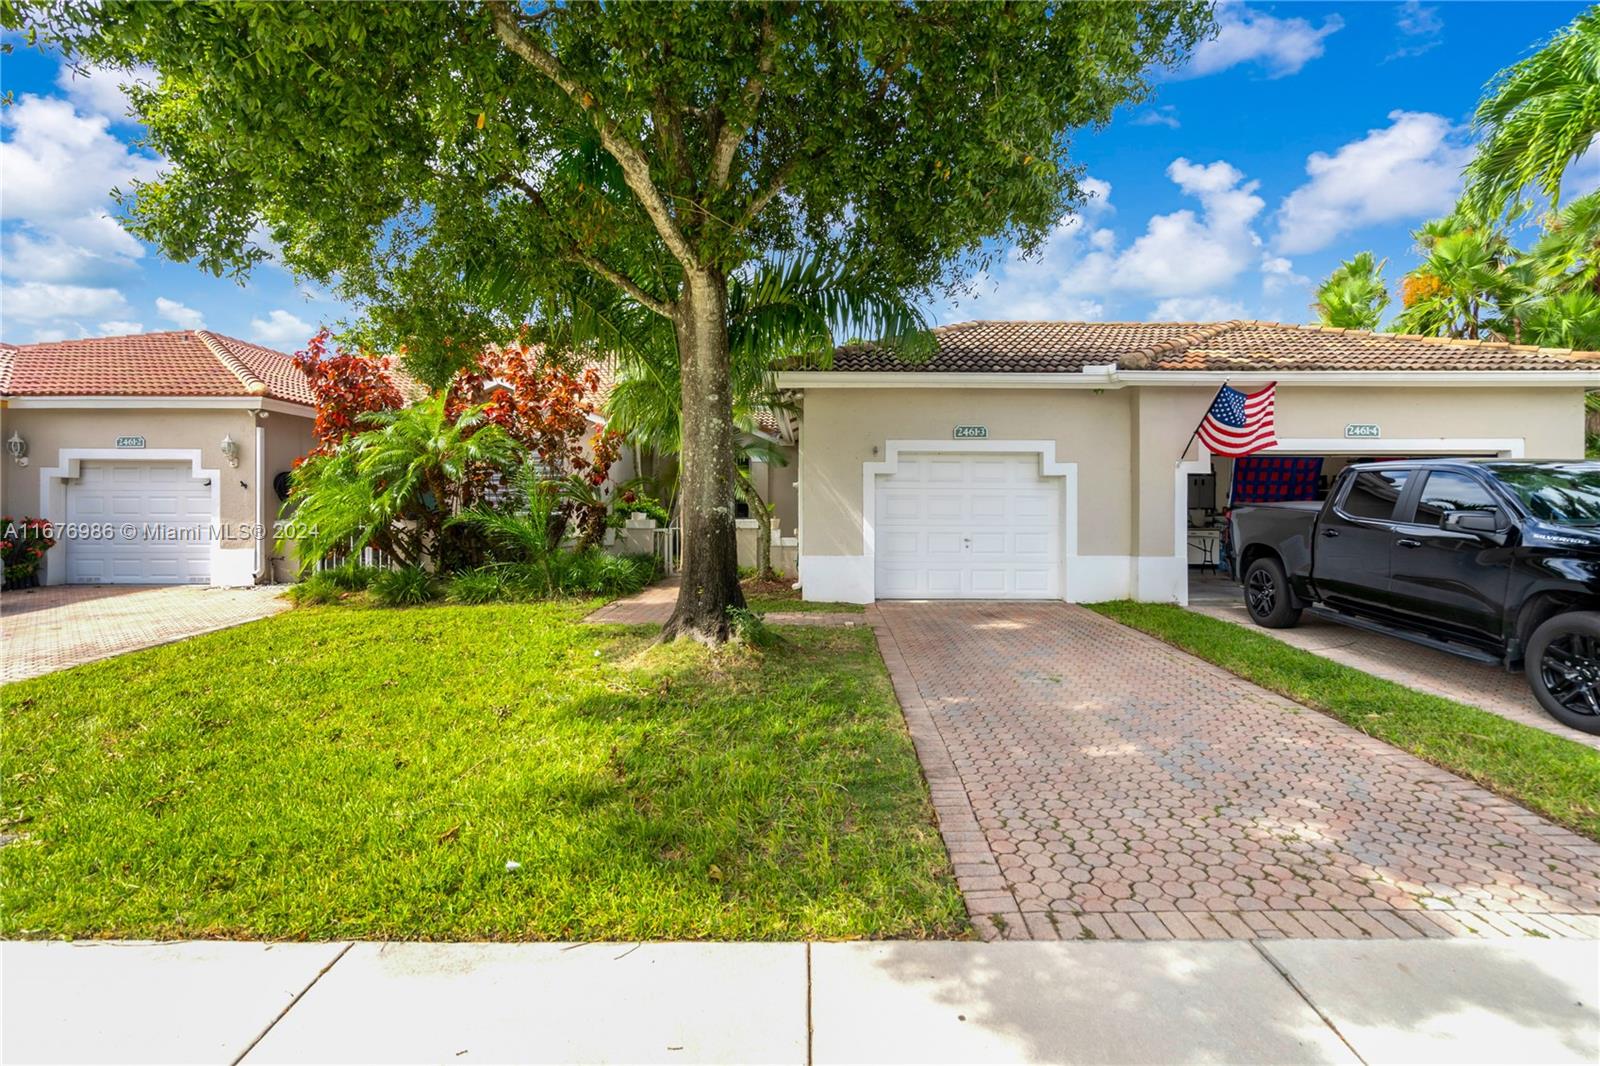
[
  {"x1": 953, "y1": 425, "x2": 988, "y2": 439},
  {"x1": 1344, "y1": 424, "x2": 1381, "y2": 439},
  {"x1": 115, "y1": 436, "x2": 146, "y2": 449}
]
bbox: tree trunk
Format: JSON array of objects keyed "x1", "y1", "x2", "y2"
[
  {"x1": 744, "y1": 471, "x2": 775, "y2": 580},
  {"x1": 663, "y1": 268, "x2": 746, "y2": 642}
]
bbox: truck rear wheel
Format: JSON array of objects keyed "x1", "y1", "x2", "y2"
[
  {"x1": 1526, "y1": 612, "x2": 1600, "y2": 735},
  {"x1": 1243, "y1": 557, "x2": 1301, "y2": 629}
]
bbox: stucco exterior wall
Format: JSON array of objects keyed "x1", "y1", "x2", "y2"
[
  {"x1": 793, "y1": 381, "x2": 1589, "y2": 605},
  {"x1": 0, "y1": 404, "x2": 316, "y2": 585}
]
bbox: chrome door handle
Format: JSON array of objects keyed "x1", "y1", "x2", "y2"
[{"x1": 1397, "y1": 538, "x2": 1423, "y2": 548}]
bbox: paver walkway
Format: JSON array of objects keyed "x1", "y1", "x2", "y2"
[
  {"x1": 1, "y1": 585, "x2": 289, "y2": 683},
  {"x1": 1188, "y1": 599, "x2": 1600, "y2": 751},
  {"x1": 870, "y1": 601, "x2": 1600, "y2": 942}
]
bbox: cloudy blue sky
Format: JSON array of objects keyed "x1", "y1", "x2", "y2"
[{"x1": 1, "y1": 2, "x2": 1593, "y2": 348}]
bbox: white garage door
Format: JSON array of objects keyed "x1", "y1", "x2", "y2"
[
  {"x1": 874, "y1": 452, "x2": 1061, "y2": 599},
  {"x1": 65, "y1": 461, "x2": 213, "y2": 584}
]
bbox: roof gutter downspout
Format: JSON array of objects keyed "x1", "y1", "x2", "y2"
[{"x1": 254, "y1": 417, "x2": 269, "y2": 584}]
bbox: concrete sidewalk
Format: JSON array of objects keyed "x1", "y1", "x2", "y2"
[{"x1": 4, "y1": 938, "x2": 1596, "y2": 1065}]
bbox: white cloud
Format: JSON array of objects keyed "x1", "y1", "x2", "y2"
[
  {"x1": 1149, "y1": 296, "x2": 1249, "y2": 321},
  {"x1": 249, "y1": 309, "x2": 315, "y2": 347},
  {"x1": 29, "y1": 328, "x2": 71, "y2": 343},
  {"x1": 1071, "y1": 158, "x2": 1264, "y2": 297},
  {"x1": 0, "y1": 94, "x2": 161, "y2": 225},
  {"x1": 155, "y1": 297, "x2": 206, "y2": 330},
  {"x1": 1175, "y1": 4, "x2": 1343, "y2": 80},
  {"x1": 53, "y1": 61, "x2": 157, "y2": 125},
  {"x1": 0, "y1": 281, "x2": 133, "y2": 325},
  {"x1": 1260, "y1": 254, "x2": 1308, "y2": 296},
  {"x1": 0, "y1": 90, "x2": 158, "y2": 317},
  {"x1": 1132, "y1": 106, "x2": 1181, "y2": 130},
  {"x1": 938, "y1": 181, "x2": 1118, "y2": 321},
  {"x1": 97, "y1": 319, "x2": 144, "y2": 335},
  {"x1": 1389, "y1": 2, "x2": 1444, "y2": 60},
  {"x1": 1273, "y1": 110, "x2": 1470, "y2": 254}
]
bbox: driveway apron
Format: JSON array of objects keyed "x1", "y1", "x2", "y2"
[{"x1": 871, "y1": 601, "x2": 1600, "y2": 942}]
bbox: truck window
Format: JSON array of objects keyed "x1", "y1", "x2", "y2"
[
  {"x1": 1339, "y1": 469, "x2": 1411, "y2": 521},
  {"x1": 1413, "y1": 471, "x2": 1498, "y2": 525}
]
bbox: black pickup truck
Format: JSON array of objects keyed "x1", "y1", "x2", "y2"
[{"x1": 1228, "y1": 459, "x2": 1600, "y2": 734}]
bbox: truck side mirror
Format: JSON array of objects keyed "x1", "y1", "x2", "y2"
[{"x1": 1442, "y1": 509, "x2": 1504, "y2": 539}]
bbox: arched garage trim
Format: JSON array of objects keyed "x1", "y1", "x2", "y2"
[
  {"x1": 845, "y1": 439, "x2": 1080, "y2": 603},
  {"x1": 36, "y1": 448, "x2": 243, "y2": 586}
]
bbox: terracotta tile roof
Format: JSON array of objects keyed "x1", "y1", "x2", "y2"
[
  {"x1": 0, "y1": 330, "x2": 318, "y2": 406},
  {"x1": 822, "y1": 320, "x2": 1600, "y2": 374}
]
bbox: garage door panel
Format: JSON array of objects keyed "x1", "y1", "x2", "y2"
[
  {"x1": 969, "y1": 568, "x2": 1008, "y2": 594},
  {"x1": 881, "y1": 493, "x2": 922, "y2": 521},
  {"x1": 970, "y1": 532, "x2": 1007, "y2": 555},
  {"x1": 881, "y1": 531, "x2": 920, "y2": 555},
  {"x1": 65, "y1": 461, "x2": 212, "y2": 585},
  {"x1": 1014, "y1": 493, "x2": 1054, "y2": 520},
  {"x1": 1013, "y1": 531, "x2": 1052, "y2": 556},
  {"x1": 970, "y1": 495, "x2": 1007, "y2": 519},
  {"x1": 875, "y1": 451, "x2": 1061, "y2": 600},
  {"x1": 1015, "y1": 568, "x2": 1053, "y2": 595}
]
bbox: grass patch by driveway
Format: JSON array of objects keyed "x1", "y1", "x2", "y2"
[
  {"x1": 741, "y1": 577, "x2": 865, "y2": 615},
  {"x1": 1090, "y1": 601, "x2": 1600, "y2": 842},
  {"x1": 1, "y1": 602, "x2": 962, "y2": 941}
]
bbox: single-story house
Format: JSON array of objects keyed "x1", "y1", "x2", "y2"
[
  {"x1": 775, "y1": 320, "x2": 1600, "y2": 606},
  {"x1": 0, "y1": 331, "x2": 318, "y2": 586},
  {"x1": 0, "y1": 330, "x2": 800, "y2": 585}
]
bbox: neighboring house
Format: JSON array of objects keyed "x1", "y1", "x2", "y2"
[
  {"x1": 0, "y1": 331, "x2": 316, "y2": 586},
  {"x1": 775, "y1": 320, "x2": 1600, "y2": 605}
]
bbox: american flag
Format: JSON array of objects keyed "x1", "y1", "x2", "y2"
[{"x1": 1197, "y1": 383, "x2": 1277, "y2": 457}]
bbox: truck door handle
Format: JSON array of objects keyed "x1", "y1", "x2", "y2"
[
  {"x1": 1320, "y1": 528, "x2": 1340, "y2": 538},
  {"x1": 1397, "y1": 538, "x2": 1423, "y2": 548}
]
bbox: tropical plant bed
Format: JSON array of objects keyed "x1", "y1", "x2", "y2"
[
  {"x1": 0, "y1": 602, "x2": 963, "y2": 941},
  {"x1": 740, "y1": 576, "x2": 865, "y2": 615},
  {"x1": 1090, "y1": 602, "x2": 1600, "y2": 843}
]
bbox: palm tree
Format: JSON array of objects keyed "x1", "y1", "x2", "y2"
[
  {"x1": 1312, "y1": 252, "x2": 1389, "y2": 330},
  {"x1": 1464, "y1": 9, "x2": 1600, "y2": 219},
  {"x1": 447, "y1": 459, "x2": 566, "y2": 591},
  {"x1": 1526, "y1": 190, "x2": 1600, "y2": 295},
  {"x1": 1391, "y1": 212, "x2": 1517, "y2": 339},
  {"x1": 286, "y1": 394, "x2": 520, "y2": 572}
]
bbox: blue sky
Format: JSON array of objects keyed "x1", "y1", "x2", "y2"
[{"x1": 1, "y1": 2, "x2": 1593, "y2": 348}]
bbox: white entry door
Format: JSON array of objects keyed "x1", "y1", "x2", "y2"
[
  {"x1": 874, "y1": 452, "x2": 1061, "y2": 599},
  {"x1": 64, "y1": 461, "x2": 213, "y2": 584}
]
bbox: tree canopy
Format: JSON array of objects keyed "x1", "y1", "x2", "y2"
[{"x1": 21, "y1": 1, "x2": 1209, "y2": 374}]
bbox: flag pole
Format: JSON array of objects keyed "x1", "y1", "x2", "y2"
[{"x1": 1177, "y1": 381, "x2": 1228, "y2": 463}]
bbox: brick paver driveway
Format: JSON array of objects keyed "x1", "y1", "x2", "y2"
[
  {"x1": 1, "y1": 585, "x2": 288, "y2": 683},
  {"x1": 871, "y1": 602, "x2": 1600, "y2": 942}
]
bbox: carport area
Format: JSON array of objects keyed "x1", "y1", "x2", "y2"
[
  {"x1": 1187, "y1": 573, "x2": 1600, "y2": 751},
  {"x1": 1, "y1": 585, "x2": 288, "y2": 683}
]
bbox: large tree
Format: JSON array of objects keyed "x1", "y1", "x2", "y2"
[{"x1": 16, "y1": 1, "x2": 1210, "y2": 641}]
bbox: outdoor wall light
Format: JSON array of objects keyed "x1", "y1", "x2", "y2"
[
  {"x1": 6, "y1": 430, "x2": 27, "y2": 467},
  {"x1": 220, "y1": 433, "x2": 241, "y2": 468}
]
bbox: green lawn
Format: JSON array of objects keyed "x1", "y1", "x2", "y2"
[
  {"x1": 741, "y1": 577, "x2": 865, "y2": 614},
  {"x1": 1, "y1": 602, "x2": 962, "y2": 941},
  {"x1": 1090, "y1": 602, "x2": 1600, "y2": 842}
]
